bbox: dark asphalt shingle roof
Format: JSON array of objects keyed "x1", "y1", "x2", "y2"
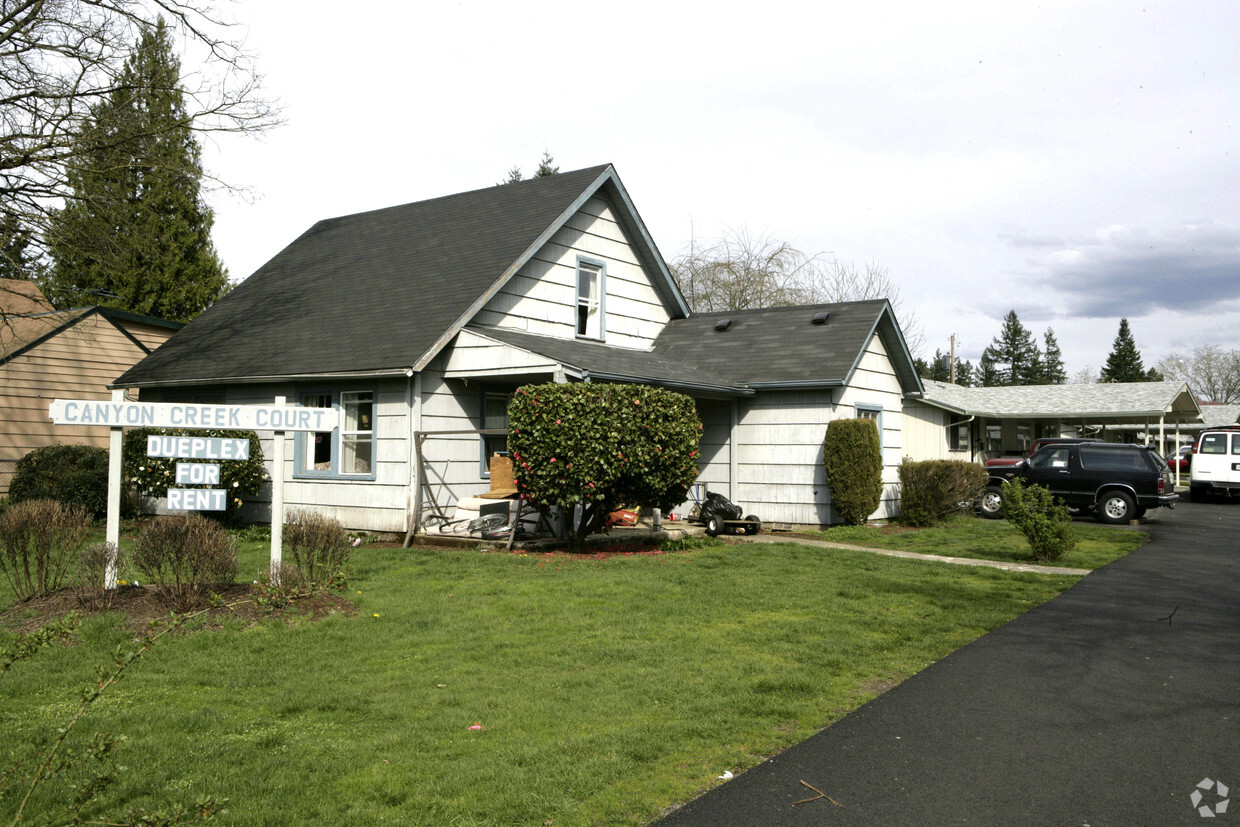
[
  {"x1": 470, "y1": 299, "x2": 923, "y2": 394},
  {"x1": 653, "y1": 301, "x2": 921, "y2": 389},
  {"x1": 116, "y1": 165, "x2": 684, "y2": 387}
]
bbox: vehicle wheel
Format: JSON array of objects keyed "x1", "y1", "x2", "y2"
[
  {"x1": 1096, "y1": 491, "x2": 1136, "y2": 524},
  {"x1": 743, "y1": 515, "x2": 760, "y2": 536},
  {"x1": 979, "y1": 485, "x2": 1005, "y2": 519},
  {"x1": 705, "y1": 515, "x2": 725, "y2": 537}
]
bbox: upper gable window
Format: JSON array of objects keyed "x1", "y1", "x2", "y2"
[{"x1": 576, "y1": 259, "x2": 605, "y2": 340}]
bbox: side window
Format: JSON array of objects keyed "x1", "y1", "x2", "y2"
[
  {"x1": 1232, "y1": 435, "x2": 1240, "y2": 456},
  {"x1": 1031, "y1": 447, "x2": 1070, "y2": 468},
  {"x1": 856, "y1": 404, "x2": 883, "y2": 446},
  {"x1": 985, "y1": 424, "x2": 1002, "y2": 454},
  {"x1": 1199, "y1": 434, "x2": 1227, "y2": 455},
  {"x1": 948, "y1": 423, "x2": 969, "y2": 451},
  {"x1": 295, "y1": 390, "x2": 375, "y2": 479},
  {"x1": 575, "y1": 259, "x2": 604, "y2": 340},
  {"x1": 481, "y1": 390, "x2": 512, "y2": 476}
]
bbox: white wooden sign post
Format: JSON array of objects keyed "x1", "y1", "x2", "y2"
[{"x1": 48, "y1": 397, "x2": 340, "y2": 589}]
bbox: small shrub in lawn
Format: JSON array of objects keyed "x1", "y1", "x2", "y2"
[
  {"x1": 1000, "y1": 478, "x2": 1077, "y2": 562},
  {"x1": 8, "y1": 443, "x2": 112, "y2": 519},
  {"x1": 658, "y1": 536, "x2": 724, "y2": 552},
  {"x1": 823, "y1": 418, "x2": 883, "y2": 525},
  {"x1": 254, "y1": 563, "x2": 308, "y2": 611},
  {"x1": 898, "y1": 458, "x2": 988, "y2": 527},
  {"x1": 283, "y1": 510, "x2": 350, "y2": 589},
  {"x1": 72, "y1": 542, "x2": 125, "y2": 611},
  {"x1": 132, "y1": 514, "x2": 239, "y2": 611},
  {"x1": 0, "y1": 499, "x2": 92, "y2": 600}
]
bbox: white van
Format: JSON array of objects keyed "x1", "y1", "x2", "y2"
[{"x1": 1188, "y1": 426, "x2": 1240, "y2": 501}]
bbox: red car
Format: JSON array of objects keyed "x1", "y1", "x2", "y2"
[{"x1": 1168, "y1": 444, "x2": 1193, "y2": 473}]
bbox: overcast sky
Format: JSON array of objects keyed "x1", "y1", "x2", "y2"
[{"x1": 201, "y1": 1, "x2": 1240, "y2": 379}]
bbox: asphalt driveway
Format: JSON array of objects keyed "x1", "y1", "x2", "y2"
[{"x1": 657, "y1": 502, "x2": 1240, "y2": 826}]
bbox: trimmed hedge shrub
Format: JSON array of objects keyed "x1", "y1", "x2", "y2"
[
  {"x1": 823, "y1": 418, "x2": 883, "y2": 526},
  {"x1": 123, "y1": 427, "x2": 266, "y2": 520},
  {"x1": 898, "y1": 459, "x2": 988, "y2": 526},
  {"x1": 0, "y1": 499, "x2": 92, "y2": 600},
  {"x1": 132, "y1": 514, "x2": 239, "y2": 611},
  {"x1": 8, "y1": 443, "x2": 111, "y2": 518},
  {"x1": 1000, "y1": 478, "x2": 1076, "y2": 562},
  {"x1": 507, "y1": 383, "x2": 702, "y2": 548}
]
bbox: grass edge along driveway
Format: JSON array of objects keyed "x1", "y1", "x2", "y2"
[{"x1": 1, "y1": 533, "x2": 1105, "y2": 826}]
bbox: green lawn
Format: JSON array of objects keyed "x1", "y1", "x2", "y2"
[
  {"x1": 803, "y1": 514, "x2": 1147, "y2": 570},
  {"x1": 0, "y1": 530, "x2": 1088, "y2": 826}
]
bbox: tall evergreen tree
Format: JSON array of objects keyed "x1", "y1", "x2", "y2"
[
  {"x1": 1100, "y1": 318, "x2": 1153, "y2": 383},
  {"x1": 534, "y1": 151, "x2": 560, "y2": 177},
  {"x1": 43, "y1": 18, "x2": 227, "y2": 322},
  {"x1": 1040, "y1": 327, "x2": 1067, "y2": 384},
  {"x1": 981, "y1": 310, "x2": 1042, "y2": 386},
  {"x1": 0, "y1": 212, "x2": 40, "y2": 281}
]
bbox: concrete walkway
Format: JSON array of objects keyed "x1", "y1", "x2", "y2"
[
  {"x1": 740, "y1": 533, "x2": 1090, "y2": 576},
  {"x1": 658, "y1": 502, "x2": 1240, "y2": 825}
]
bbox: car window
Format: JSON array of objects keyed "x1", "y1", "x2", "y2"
[
  {"x1": 1232, "y1": 435, "x2": 1240, "y2": 455},
  {"x1": 1078, "y1": 446, "x2": 1147, "y2": 471},
  {"x1": 1031, "y1": 447, "x2": 1070, "y2": 468},
  {"x1": 1200, "y1": 433, "x2": 1228, "y2": 455}
]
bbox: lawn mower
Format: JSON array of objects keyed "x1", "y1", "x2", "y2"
[{"x1": 687, "y1": 488, "x2": 761, "y2": 537}]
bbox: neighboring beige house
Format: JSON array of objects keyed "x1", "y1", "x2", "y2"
[{"x1": 0, "y1": 279, "x2": 182, "y2": 493}]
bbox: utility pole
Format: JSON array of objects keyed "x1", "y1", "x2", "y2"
[{"x1": 950, "y1": 334, "x2": 957, "y2": 385}]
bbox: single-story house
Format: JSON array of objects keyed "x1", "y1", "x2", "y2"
[
  {"x1": 905, "y1": 379, "x2": 1204, "y2": 464},
  {"x1": 1, "y1": 279, "x2": 182, "y2": 493},
  {"x1": 113, "y1": 164, "x2": 924, "y2": 532}
]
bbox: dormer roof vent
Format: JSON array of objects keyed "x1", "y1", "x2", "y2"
[
  {"x1": 811, "y1": 312, "x2": 830, "y2": 325},
  {"x1": 714, "y1": 318, "x2": 732, "y2": 331}
]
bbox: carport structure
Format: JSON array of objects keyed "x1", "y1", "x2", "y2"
[{"x1": 918, "y1": 380, "x2": 1203, "y2": 471}]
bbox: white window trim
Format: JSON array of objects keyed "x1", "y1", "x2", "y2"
[
  {"x1": 855, "y1": 403, "x2": 883, "y2": 446},
  {"x1": 293, "y1": 389, "x2": 376, "y2": 481},
  {"x1": 575, "y1": 257, "x2": 606, "y2": 341}
]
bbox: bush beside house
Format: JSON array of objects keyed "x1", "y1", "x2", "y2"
[
  {"x1": 823, "y1": 418, "x2": 883, "y2": 525},
  {"x1": 507, "y1": 383, "x2": 701, "y2": 548}
]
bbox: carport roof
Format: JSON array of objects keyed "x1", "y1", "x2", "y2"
[{"x1": 919, "y1": 380, "x2": 1203, "y2": 424}]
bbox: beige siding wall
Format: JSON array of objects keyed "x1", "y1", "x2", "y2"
[
  {"x1": 0, "y1": 315, "x2": 158, "y2": 494},
  {"x1": 902, "y1": 401, "x2": 955, "y2": 461},
  {"x1": 473, "y1": 196, "x2": 671, "y2": 347},
  {"x1": 715, "y1": 334, "x2": 907, "y2": 526},
  {"x1": 693, "y1": 398, "x2": 733, "y2": 504}
]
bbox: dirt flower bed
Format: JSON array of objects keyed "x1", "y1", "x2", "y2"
[{"x1": 1, "y1": 583, "x2": 357, "y2": 636}]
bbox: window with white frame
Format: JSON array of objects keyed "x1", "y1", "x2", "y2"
[
  {"x1": 576, "y1": 259, "x2": 604, "y2": 339},
  {"x1": 295, "y1": 390, "x2": 374, "y2": 479},
  {"x1": 949, "y1": 422, "x2": 970, "y2": 451}
]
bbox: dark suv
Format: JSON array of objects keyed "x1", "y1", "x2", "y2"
[{"x1": 980, "y1": 442, "x2": 1177, "y2": 524}]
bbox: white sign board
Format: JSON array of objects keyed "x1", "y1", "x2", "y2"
[
  {"x1": 48, "y1": 400, "x2": 339, "y2": 432},
  {"x1": 167, "y1": 488, "x2": 226, "y2": 511},
  {"x1": 175, "y1": 463, "x2": 221, "y2": 485},
  {"x1": 147, "y1": 436, "x2": 250, "y2": 460}
]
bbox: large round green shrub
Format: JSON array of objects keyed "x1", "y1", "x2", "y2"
[
  {"x1": 8, "y1": 443, "x2": 110, "y2": 518},
  {"x1": 507, "y1": 383, "x2": 702, "y2": 548},
  {"x1": 823, "y1": 418, "x2": 884, "y2": 525}
]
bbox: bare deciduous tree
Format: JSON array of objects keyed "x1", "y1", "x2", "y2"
[
  {"x1": 1155, "y1": 345, "x2": 1240, "y2": 403},
  {"x1": 0, "y1": 0, "x2": 277, "y2": 262},
  {"x1": 670, "y1": 227, "x2": 925, "y2": 356}
]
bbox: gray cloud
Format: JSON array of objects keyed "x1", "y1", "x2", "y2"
[{"x1": 1005, "y1": 222, "x2": 1240, "y2": 318}]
